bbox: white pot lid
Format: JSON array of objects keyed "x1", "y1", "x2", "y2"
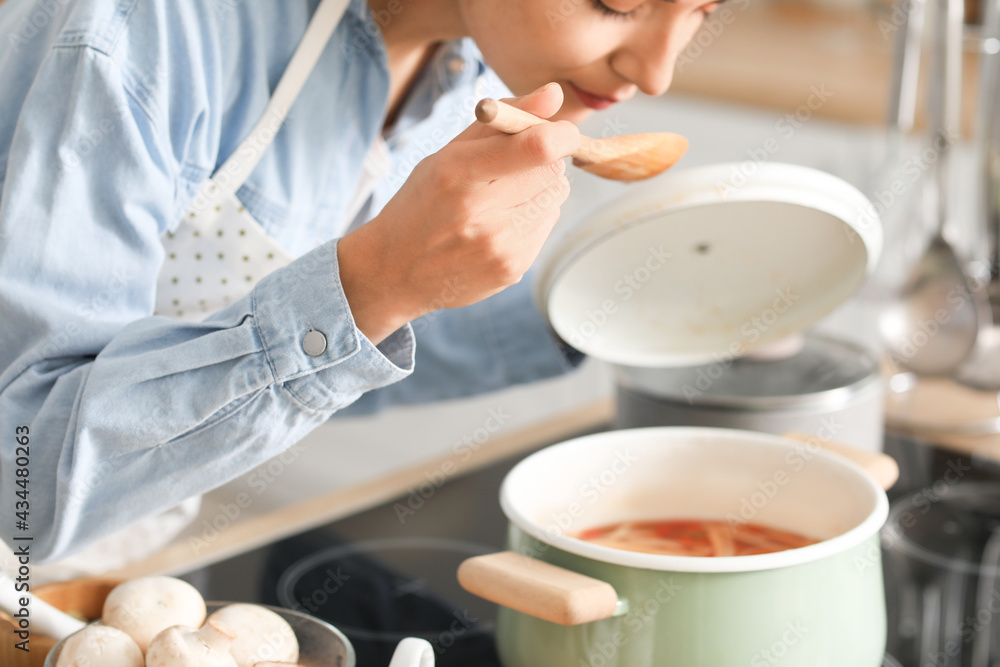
[{"x1": 536, "y1": 162, "x2": 883, "y2": 367}]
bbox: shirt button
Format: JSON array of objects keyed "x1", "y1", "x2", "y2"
[
  {"x1": 302, "y1": 330, "x2": 327, "y2": 357},
  {"x1": 447, "y1": 57, "x2": 466, "y2": 74}
]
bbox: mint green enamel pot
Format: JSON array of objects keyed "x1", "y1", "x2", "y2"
[{"x1": 486, "y1": 427, "x2": 890, "y2": 667}]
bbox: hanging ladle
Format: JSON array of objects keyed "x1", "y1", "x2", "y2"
[{"x1": 879, "y1": 0, "x2": 984, "y2": 376}]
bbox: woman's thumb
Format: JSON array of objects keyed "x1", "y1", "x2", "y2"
[{"x1": 502, "y1": 82, "x2": 565, "y2": 120}]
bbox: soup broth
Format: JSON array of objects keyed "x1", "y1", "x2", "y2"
[{"x1": 575, "y1": 519, "x2": 818, "y2": 557}]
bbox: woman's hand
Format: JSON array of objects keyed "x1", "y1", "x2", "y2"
[{"x1": 338, "y1": 82, "x2": 580, "y2": 345}]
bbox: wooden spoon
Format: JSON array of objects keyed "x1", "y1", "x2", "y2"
[{"x1": 475, "y1": 98, "x2": 688, "y2": 182}]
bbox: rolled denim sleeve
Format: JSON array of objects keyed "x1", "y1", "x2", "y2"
[{"x1": 0, "y1": 44, "x2": 411, "y2": 562}]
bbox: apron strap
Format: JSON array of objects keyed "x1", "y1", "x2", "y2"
[{"x1": 191, "y1": 0, "x2": 353, "y2": 219}]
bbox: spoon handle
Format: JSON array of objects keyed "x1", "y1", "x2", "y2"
[
  {"x1": 0, "y1": 570, "x2": 86, "y2": 640},
  {"x1": 474, "y1": 98, "x2": 600, "y2": 165},
  {"x1": 474, "y1": 98, "x2": 541, "y2": 134}
]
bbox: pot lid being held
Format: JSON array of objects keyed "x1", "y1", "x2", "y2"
[{"x1": 537, "y1": 163, "x2": 883, "y2": 367}]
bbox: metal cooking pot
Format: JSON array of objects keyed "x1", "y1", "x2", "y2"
[{"x1": 614, "y1": 333, "x2": 885, "y2": 451}]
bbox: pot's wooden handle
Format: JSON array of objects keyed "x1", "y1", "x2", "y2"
[
  {"x1": 457, "y1": 551, "x2": 619, "y2": 626},
  {"x1": 782, "y1": 432, "x2": 899, "y2": 490}
]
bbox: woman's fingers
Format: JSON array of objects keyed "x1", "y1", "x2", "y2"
[
  {"x1": 337, "y1": 83, "x2": 580, "y2": 343},
  {"x1": 451, "y1": 80, "x2": 578, "y2": 186},
  {"x1": 453, "y1": 119, "x2": 579, "y2": 185},
  {"x1": 457, "y1": 81, "x2": 569, "y2": 142},
  {"x1": 501, "y1": 81, "x2": 565, "y2": 120}
]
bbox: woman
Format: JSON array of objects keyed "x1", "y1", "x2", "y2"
[{"x1": 0, "y1": 0, "x2": 722, "y2": 567}]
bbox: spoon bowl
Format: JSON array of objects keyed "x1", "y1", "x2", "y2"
[
  {"x1": 571, "y1": 131, "x2": 690, "y2": 182},
  {"x1": 475, "y1": 99, "x2": 688, "y2": 182}
]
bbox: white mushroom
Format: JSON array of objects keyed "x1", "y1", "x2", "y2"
[
  {"x1": 206, "y1": 603, "x2": 299, "y2": 667},
  {"x1": 253, "y1": 663, "x2": 305, "y2": 667},
  {"x1": 101, "y1": 576, "x2": 207, "y2": 653},
  {"x1": 54, "y1": 624, "x2": 144, "y2": 667},
  {"x1": 145, "y1": 620, "x2": 239, "y2": 667}
]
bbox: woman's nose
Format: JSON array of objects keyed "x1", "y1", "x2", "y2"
[{"x1": 612, "y1": 18, "x2": 697, "y2": 97}]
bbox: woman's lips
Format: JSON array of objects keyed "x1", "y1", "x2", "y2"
[{"x1": 569, "y1": 83, "x2": 619, "y2": 111}]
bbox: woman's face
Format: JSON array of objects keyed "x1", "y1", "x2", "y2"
[{"x1": 461, "y1": 0, "x2": 726, "y2": 123}]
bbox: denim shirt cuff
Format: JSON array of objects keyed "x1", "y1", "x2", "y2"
[{"x1": 250, "y1": 238, "x2": 414, "y2": 412}]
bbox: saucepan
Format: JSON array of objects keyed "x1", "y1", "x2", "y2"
[{"x1": 458, "y1": 427, "x2": 897, "y2": 667}]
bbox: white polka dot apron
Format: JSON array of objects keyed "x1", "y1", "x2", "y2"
[
  {"x1": 156, "y1": 200, "x2": 289, "y2": 320},
  {"x1": 155, "y1": 0, "x2": 352, "y2": 321}
]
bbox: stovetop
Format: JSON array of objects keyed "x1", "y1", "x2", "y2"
[{"x1": 185, "y1": 425, "x2": 1000, "y2": 667}]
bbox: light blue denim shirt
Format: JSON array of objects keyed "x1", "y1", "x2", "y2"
[{"x1": 0, "y1": 0, "x2": 574, "y2": 562}]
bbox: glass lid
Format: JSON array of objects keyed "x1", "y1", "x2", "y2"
[{"x1": 616, "y1": 334, "x2": 880, "y2": 407}]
